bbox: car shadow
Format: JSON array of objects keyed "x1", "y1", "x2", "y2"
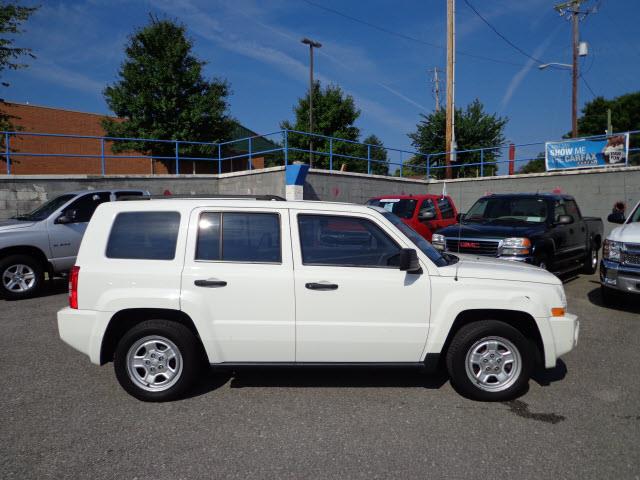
[
  {"x1": 2, "y1": 278, "x2": 68, "y2": 301},
  {"x1": 181, "y1": 366, "x2": 450, "y2": 399},
  {"x1": 531, "y1": 359, "x2": 567, "y2": 386},
  {"x1": 587, "y1": 286, "x2": 640, "y2": 314}
]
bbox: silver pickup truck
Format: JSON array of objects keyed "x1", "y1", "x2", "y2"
[{"x1": 0, "y1": 189, "x2": 147, "y2": 299}]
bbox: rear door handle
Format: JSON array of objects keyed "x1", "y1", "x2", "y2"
[
  {"x1": 305, "y1": 282, "x2": 338, "y2": 291},
  {"x1": 194, "y1": 279, "x2": 227, "y2": 288}
]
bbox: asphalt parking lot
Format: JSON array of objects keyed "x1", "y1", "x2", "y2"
[{"x1": 1, "y1": 273, "x2": 639, "y2": 479}]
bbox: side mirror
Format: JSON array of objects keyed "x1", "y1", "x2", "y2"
[
  {"x1": 556, "y1": 214, "x2": 574, "y2": 225},
  {"x1": 607, "y1": 212, "x2": 626, "y2": 224},
  {"x1": 399, "y1": 248, "x2": 422, "y2": 273},
  {"x1": 418, "y1": 210, "x2": 436, "y2": 221},
  {"x1": 456, "y1": 213, "x2": 465, "y2": 222}
]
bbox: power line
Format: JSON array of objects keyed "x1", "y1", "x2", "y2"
[
  {"x1": 580, "y1": 74, "x2": 597, "y2": 97},
  {"x1": 462, "y1": 0, "x2": 546, "y2": 65},
  {"x1": 302, "y1": 0, "x2": 528, "y2": 68}
]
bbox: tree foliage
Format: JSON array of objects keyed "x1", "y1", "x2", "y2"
[
  {"x1": 102, "y1": 18, "x2": 233, "y2": 170},
  {"x1": 407, "y1": 99, "x2": 507, "y2": 179},
  {"x1": 281, "y1": 81, "x2": 388, "y2": 174},
  {"x1": 575, "y1": 91, "x2": 640, "y2": 165},
  {"x1": 519, "y1": 152, "x2": 545, "y2": 174},
  {"x1": 0, "y1": 2, "x2": 38, "y2": 131}
]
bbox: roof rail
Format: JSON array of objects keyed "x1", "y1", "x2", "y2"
[{"x1": 117, "y1": 194, "x2": 286, "y2": 201}]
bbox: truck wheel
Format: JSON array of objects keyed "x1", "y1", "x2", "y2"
[
  {"x1": 446, "y1": 320, "x2": 533, "y2": 401},
  {"x1": 582, "y1": 245, "x2": 598, "y2": 274},
  {"x1": 535, "y1": 254, "x2": 550, "y2": 271},
  {"x1": 114, "y1": 320, "x2": 201, "y2": 402},
  {"x1": 0, "y1": 254, "x2": 45, "y2": 300}
]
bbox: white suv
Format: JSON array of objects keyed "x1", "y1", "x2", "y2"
[{"x1": 57, "y1": 197, "x2": 579, "y2": 402}]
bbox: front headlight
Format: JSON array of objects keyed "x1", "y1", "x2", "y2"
[
  {"x1": 603, "y1": 239, "x2": 622, "y2": 261},
  {"x1": 500, "y1": 237, "x2": 531, "y2": 256},
  {"x1": 432, "y1": 233, "x2": 445, "y2": 250}
]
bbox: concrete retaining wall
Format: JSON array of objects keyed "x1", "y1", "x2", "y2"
[
  {"x1": 306, "y1": 166, "x2": 640, "y2": 237},
  {"x1": 0, "y1": 167, "x2": 285, "y2": 220},
  {"x1": 1, "y1": 165, "x2": 638, "y2": 237}
]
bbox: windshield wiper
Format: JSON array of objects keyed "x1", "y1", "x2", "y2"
[{"x1": 12, "y1": 215, "x2": 32, "y2": 221}]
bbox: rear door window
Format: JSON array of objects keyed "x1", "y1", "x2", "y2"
[
  {"x1": 196, "y1": 212, "x2": 281, "y2": 263},
  {"x1": 106, "y1": 212, "x2": 180, "y2": 260}
]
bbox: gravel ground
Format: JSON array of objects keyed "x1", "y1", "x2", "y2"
[{"x1": 1, "y1": 273, "x2": 639, "y2": 479}]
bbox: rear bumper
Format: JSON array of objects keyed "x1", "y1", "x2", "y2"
[
  {"x1": 546, "y1": 313, "x2": 579, "y2": 367},
  {"x1": 600, "y1": 259, "x2": 640, "y2": 295},
  {"x1": 57, "y1": 307, "x2": 110, "y2": 365}
]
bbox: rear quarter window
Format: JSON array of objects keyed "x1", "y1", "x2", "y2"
[{"x1": 106, "y1": 212, "x2": 180, "y2": 260}]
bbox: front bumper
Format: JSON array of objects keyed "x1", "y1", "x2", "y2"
[
  {"x1": 599, "y1": 259, "x2": 640, "y2": 295},
  {"x1": 57, "y1": 307, "x2": 110, "y2": 365},
  {"x1": 547, "y1": 313, "x2": 579, "y2": 367}
]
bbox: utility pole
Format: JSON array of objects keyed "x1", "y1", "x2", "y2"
[
  {"x1": 445, "y1": 0, "x2": 456, "y2": 179},
  {"x1": 571, "y1": 2, "x2": 579, "y2": 137},
  {"x1": 554, "y1": 0, "x2": 594, "y2": 138},
  {"x1": 301, "y1": 37, "x2": 322, "y2": 167},
  {"x1": 430, "y1": 67, "x2": 442, "y2": 112}
]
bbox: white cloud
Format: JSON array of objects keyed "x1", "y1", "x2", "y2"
[
  {"x1": 26, "y1": 62, "x2": 105, "y2": 94},
  {"x1": 500, "y1": 24, "x2": 561, "y2": 110}
]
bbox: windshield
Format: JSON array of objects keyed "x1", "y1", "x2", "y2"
[
  {"x1": 368, "y1": 199, "x2": 417, "y2": 219},
  {"x1": 464, "y1": 197, "x2": 548, "y2": 224},
  {"x1": 382, "y1": 212, "x2": 450, "y2": 267},
  {"x1": 629, "y1": 203, "x2": 640, "y2": 223},
  {"x1": 13, "y1": 194, "x2": 76, "y2": 222}
]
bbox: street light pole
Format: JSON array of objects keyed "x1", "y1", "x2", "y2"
[
  {"x1": 571, "y1": 3, "x2": 579, "y2": 138},
  {"x1": 301, "y1": 37, "x2": 322, "y2": 167}
]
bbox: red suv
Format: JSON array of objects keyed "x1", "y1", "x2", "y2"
[{"x1": 367, "y1": 194, "x2": 458, "y2": 241}]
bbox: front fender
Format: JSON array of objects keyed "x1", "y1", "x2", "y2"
[{"x1": 423, "y1": 276, "x2": 558, "y2": 363}]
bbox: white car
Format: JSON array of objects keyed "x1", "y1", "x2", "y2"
[
  {"x1": 601, "y1": 200, "x2": 640, "y2": 304},
  {"x1": 57, "y1": 197, "x2": 579, "y2": 402}
]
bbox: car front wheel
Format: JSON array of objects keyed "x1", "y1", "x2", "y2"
[
  {"x1": 446, "y1": 320, "x2": 533, "y2": 401},
  {"x1": 114, "y1": 320, "x2": 201, "y2": 401}
]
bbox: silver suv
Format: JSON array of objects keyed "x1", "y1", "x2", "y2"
[{"x1": 0, "y1": 189, "x2": 147, "y2": 299}]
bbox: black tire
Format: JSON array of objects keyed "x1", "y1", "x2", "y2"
[
  {"x1": 534, "y1": 253, "x2": 551, "y2": 271},
  {"x1": 582, "y1": 244, "x2": 598, "y2": 274},
  {"x1": 446, "y1": 320, "x2": 533, "y2": 401},
  {"x1": 114, "y1": 320, "x2": 202, "y2": 401},
  {"x1": 0, "y1": 254, "x2": 45, "y2": 300},
  {"x1": 600, "y1": 285, "x2": 617, "y2": 307}
]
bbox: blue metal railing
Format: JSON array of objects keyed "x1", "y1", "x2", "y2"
[{"x1": 1, "y1": 129, "x2": 638, "y2": 178}]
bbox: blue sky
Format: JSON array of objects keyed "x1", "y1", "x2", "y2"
[{"x1": 5, "y1": 0, "x2": 640, "y2": 161}]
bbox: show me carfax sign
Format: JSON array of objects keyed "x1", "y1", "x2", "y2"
[{"x1": 545, "y1": 133, "x2": 629, "y2": 171}]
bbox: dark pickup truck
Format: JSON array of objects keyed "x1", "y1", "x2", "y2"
[{"x1": 431, "y1": 193, "x2": 603, "y2": 274}]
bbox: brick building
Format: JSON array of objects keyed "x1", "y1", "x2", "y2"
[{"x1": 1, "y1": 102, "x2": 274, "y2": 175}]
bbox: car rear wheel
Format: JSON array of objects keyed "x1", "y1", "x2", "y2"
[
  {"x1": 0, "y1": 254, "x2": 44, "y2": 300},
  {"x1": 446, "y1": 320, "x2": 533, "y2": 401},
  {"x1": 114, "y1": 320, "x2": 201, "y2": 401}
]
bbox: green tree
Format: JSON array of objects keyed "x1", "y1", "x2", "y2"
[
  {"x1": 519, "y1": 152, "x2": 546, "y2": 174},
  {"x1": 575, "y1": 91, "x2": 640, "y2": 165},
  {"x1": 103, "y1": 18, "x2": 234, "y2": 172},
  {"x1": 407, "y1": 99, "x2": 507, "y2": 179},
  {"x1": 0, "y1": 2, "x2": 38, "y2": 131},
  {"x1": 281, "y1": 81, "x2": 373, "y2": 172}
]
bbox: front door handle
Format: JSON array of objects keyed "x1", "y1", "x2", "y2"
[
  {"x1": 194, "y1": 279, "x2": 227, "y2": 288},
  {"x1": 305, "y1": 282, "x2": 338, "y2": 291}
]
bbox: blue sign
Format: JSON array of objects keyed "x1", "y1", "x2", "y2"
[{"x1": 545, "y1": 134, "x2": 629, "y2": 171}]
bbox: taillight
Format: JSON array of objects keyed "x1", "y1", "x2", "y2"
[{"x1": 69, "y1": 266, "x2": 80, "y2": 309}]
